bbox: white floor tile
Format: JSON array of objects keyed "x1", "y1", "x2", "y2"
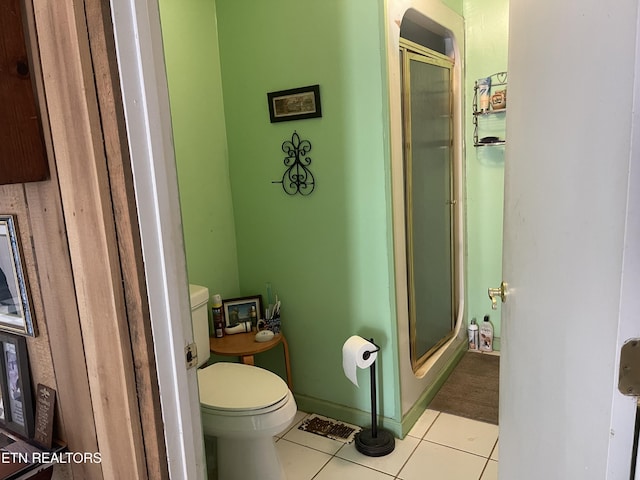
[
  {"x1": 398, "y1": 441, "x2": 486, "y2": 480},
  {"x1": 424, "y1": 413, "x2": 499, "y2": 457},
  {"x1": 407, "y1": 409, "x2": 440, "y2": 439},
  {"x1": 274, "y1": 411, "x2": 499, "y2": 480},
  {"x1": 275, "y1": 439, "x2": 331, "y2": 480},
  {"x1": 490, "y1": 440, "x2": 499, "y2": 460},
  {"x1": 481, "y1": 459, "x2": 499, "y2": 480},
  {"x1": 314, "y1": 457, "x2": 395, "y2": 480},
  {"x1": 335, "y1": 434, "x2": 419, "y2": 476},
  {"x1": 282, "y1": 420, "x2": 345, "y2": 455}
]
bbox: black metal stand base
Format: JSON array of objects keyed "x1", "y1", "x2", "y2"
[
  {"x1": 354, "y1": 428, "x2": 395, "y2": 457},
  {"x1": 351, "y1": 338, "x2": 396, "y2": 457}
]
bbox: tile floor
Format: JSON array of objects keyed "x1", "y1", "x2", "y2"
[{"x1": 275, "y1": 409, "x2": 499, "y2": 480}]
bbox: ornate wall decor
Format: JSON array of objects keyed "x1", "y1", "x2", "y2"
[{"x1": 273, "y1": 131, "x2": 315, "y2": 196}]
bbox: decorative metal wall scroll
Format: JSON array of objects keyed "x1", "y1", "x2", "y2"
[{"x1": 273, "y1": 131, "x2": 315, "y2": 196}]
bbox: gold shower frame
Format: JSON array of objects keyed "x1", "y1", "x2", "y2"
[{"x1": 400, "y1": 39, "x2": 458, "y2": 372}]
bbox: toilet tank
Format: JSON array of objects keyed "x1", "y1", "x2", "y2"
[{"x1": 189, "y1": 284, "x2": 211, "y2": 367}]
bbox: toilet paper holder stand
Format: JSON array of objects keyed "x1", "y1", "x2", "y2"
[{"x1": 355, "y1": 337, "x2": 395, "y2": 457}]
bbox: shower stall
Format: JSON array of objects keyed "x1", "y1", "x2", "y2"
[
  {"x1": 386, "y1": 3, "x2": 466, "y2": 431},
  {"x1": 401, "y1": 38, "x2": 456, "y2": 371}
]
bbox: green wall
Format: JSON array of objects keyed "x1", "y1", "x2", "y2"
[
  {"x1": 464, "y1": 0, "x2": 509, "y2": 344},
  {"x1": 159, "y1": 0, "x2": 240, "y2": 299},
  {"x1": 442, "y1": 0, "x2": 463, "y2": 15},
  {"x1": 215, "y1": 0, "x2": 400, "y2": 422}
]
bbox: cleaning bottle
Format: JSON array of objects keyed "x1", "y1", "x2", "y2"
[
  {"x1": 479, "y1": 315, "x2": 494, "y2": 352},
  {"x1": 212, "y1": 294, "x2": 225, "y2": 338},
  {"x1": 250, "y1": 305, "x2": 258, "y2": 331},
  {"x1": 468, "y1": 318, "x2": 479, "y2": 351}
]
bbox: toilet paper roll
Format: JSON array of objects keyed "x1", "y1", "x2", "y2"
[{"x1": 342, "y1": 336, "x2": 377, "y2": 387}]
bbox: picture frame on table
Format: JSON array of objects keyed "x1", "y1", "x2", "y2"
[
  {"x1": 267, "y1": 84, "x2": 322, "y2": 123},
  {"x1": 0, "y1": 332, "x2": 34, "y2": 439},
  {"x1": 0, "y1": 215, "x2": 36, "y2": 337},
  {"x1": 222, "y1": 296, "x2": 263, "y2": 328}
]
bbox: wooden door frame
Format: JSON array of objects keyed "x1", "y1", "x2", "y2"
[
  {"x1": 27, "y1": 0, "x2": 169, "y2": 478},
  {"x1": 108, "y1": 0, "x2": 207, "y2": 477}
]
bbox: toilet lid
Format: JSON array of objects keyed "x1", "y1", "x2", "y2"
[{"x1": 198, "y1": 362, "x2": 289, "y2": 412}]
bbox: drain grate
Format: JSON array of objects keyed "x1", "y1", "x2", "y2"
[{"x1": 298, "y1": 414, "x2": 362, "y2": 444}]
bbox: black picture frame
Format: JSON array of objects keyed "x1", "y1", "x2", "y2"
[
  {"x1": 222, "y1": 295, "x2": 263, "y2": 328},
  {"x1": 0, "y1": 332, "x2": 34, "y2": 439},
  {"x1": 267, "y1": 85, "x2": 322, "y2": 123},
  {"x1": 0, "y1": 215, "x2": 36, "y2": 337}
]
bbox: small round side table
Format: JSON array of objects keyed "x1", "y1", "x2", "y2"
[{"x1": 209, "y1": 332, "x2": 292, "y2": 389}]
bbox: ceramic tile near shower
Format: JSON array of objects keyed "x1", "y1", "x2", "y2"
[{"x1": 273, "y1": 409, "x2": 499, "y2": 480}]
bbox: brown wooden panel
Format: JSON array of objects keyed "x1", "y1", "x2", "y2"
[
  {"x1": 0, "y1": 0, "x2": 49, "y2": 185},
  {"x1": 25, "y1": 164, "x2": 102, "y2": 479},
  {"x1": 33, "y1": 0, "x2": 148, "y2": 477},
  {"x1": 18, "y1": 0, "x2": 102, "y2": 475},
  {"x1": 84, "y1": 0, "x2": 169, "y2": 477}
]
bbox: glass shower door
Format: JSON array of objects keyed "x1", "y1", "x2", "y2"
[{"x1": 402, "y1": 49, "x2": 455, "y2": 370}]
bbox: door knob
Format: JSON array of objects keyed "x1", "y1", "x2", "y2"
[{"x1": 488, "y1": 282, "x2": 507, "y2": 310}]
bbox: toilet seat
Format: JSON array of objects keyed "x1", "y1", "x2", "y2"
[
  {"x1": 198, "y1": 362, "x2": 289, "y2": 415},
  {"x1": 201, "y1": 392, "x2": 292, "y2": 418}
]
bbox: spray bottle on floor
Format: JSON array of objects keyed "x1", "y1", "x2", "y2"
[
  {"x1": 479, "y1": 315, "x2": 494, "y2": 352},
  {"x1": 468, "y1": 318, "x2": 479, "y2": 350}
]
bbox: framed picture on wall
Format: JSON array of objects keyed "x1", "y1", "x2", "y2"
[
  {"x1": 0, "y1": 215, "x2": 36, "y2": 337},
  {"x1": 0, "y1": 332, "x2": 35, "y2": 438},
  {"x1": 267, "y1": 85, "x2": 322, "y2": 123},
  {"x1": 222, "y1": 296, "x2": 263, "y2": 328}
]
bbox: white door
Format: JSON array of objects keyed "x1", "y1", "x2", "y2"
[
  {"x1": 499, "y1": 1, "x2": 640, "y2": 479},
  {"x1": 110, "y1": 0, "x2": 206, "y2": 478}
]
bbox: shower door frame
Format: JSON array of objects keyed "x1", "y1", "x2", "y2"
[{"x1": 400, "y1": 39, "x2": 458, "y2": 372}]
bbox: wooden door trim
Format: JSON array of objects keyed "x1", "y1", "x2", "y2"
[
  {"x1": 30, "y1": 0, "x2": 167, "y2": 478},
  {"x1": 82, "y1": 1, "x2": 169, "y2": 478}
]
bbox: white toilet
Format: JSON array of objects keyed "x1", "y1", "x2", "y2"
[{"x1": 189, "y1": 284, "x2": 297, "y2": 480}]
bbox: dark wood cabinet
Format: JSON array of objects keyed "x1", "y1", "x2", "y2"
[{"x1": 0, "y1": 0, "x2": 49, "y2": 185}]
